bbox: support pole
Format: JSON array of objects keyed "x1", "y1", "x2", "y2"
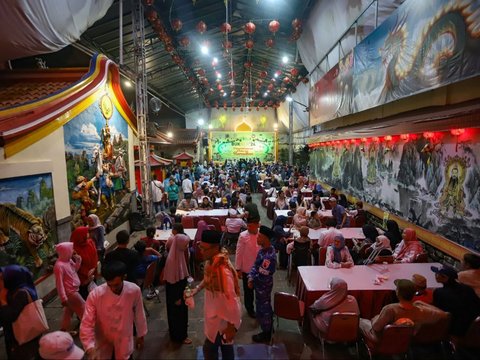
[
  {"x1": 119, "y1": 0, "x2": 123, "y2": 65},
  {"x1": 288, "y1": 101, "x2": 293, "y2": 165},
  {"x1": 132, "y1": 0, "x2": 151, "y2": 218}
]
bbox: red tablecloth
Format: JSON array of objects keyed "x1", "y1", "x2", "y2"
[{"x1": 295, "y1": 263, "x2": 441, "y2": 319}]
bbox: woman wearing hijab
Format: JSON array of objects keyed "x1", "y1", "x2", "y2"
[
  {"x1": 193, "y1": 220, "x2": 210, "y2": 265},
  {"x1": 326, "y1": 235, "x2": 354, "y2": 269},
  {"x1": 384, "y1": 220, "x2": 402, "y2": 250},
  {"x1": 0, "y1": 265, "x2": 40, "y2": 359},
  {"x1": 363, "y1": 236, "x2": 393, "y2": 265},
  {"x1": 293, "y1": 207, "x2": 308, "y2": 228},
  {"x1": 362, "y1": 224, "x2": 379, "y2": 244},
  {"x1": 87, "y1": 214, "x2": 106, "y2": 263},
  {"x1": 272, "y1": 216, "x2": 291, "y2": 269},
  {"x1": 393, "y1": 228, "x2": 424, "y2": 263},
  {"x1": 71, "y1": 227, "x2": 98, "y2": 300},
  {"x1": 164, "y1": 223, "x2": 192, "y2": 344},
  {"x1": 309, "y1": 278, "x2": 359, "y2": 334}
]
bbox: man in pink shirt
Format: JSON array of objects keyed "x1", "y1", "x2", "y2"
[{"x1": 235, "y1": 222, "x2": 260, "y2": 318}]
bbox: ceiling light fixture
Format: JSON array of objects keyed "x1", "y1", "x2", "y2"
[
  {"x1": 124, "y1": 80, "x2": 132, "y2": 87},
  {"x1": 201, "y1": 45, "x2": 209, "y2": 55},
  {"x1": 167, "y1": 131, "x2": 173, "y2": 138},
  {"x1": 198, "y1": 118, "x2": 205, "y2": 125},
  {"x1": 263, "y1": 92, "x2": 268, "y2": 97},
  {"x1": 216, "y1": 72, "x2": 222, "y2": 79},
  {"x1": 208, "y1": 124, "x2": 213, "y2": 129},
  {"x1": 286, "y1": 95, "x2": 293, "y2": 102},
  {"x1": 223, "y1": 92, "x2": 227, "y2": 97},
  {"x1": 212, "y1": 57, "x2": 218, "y2": 65},
  {"x1": 282, "y1": 56, "x2": 288, "y2": 64}
]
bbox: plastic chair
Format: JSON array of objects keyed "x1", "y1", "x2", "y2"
[
  {"x1": 412, "y1": 313, "x2": 451, "y2": 359},
  {"x1": 143, "y1": 262, "x2": 161, "y2": 303},
  {"x1": 272, "y1": 292, "x2": 305, "y2": 343},
  {"x1": 318, "y1": 312, "x2": 360, "y2": 359},
  {"x1": 319, "y1": 247, "x2": 327, "y2": 266},
  {"x1": 181, "y1": 216, "x2": 195, "y2": 228},
  {"x1": 414, "y1": 252, "x2": 429, "y2": 263},
  {"x1": 450, "y1": 316, "x2": 480, "y2": 350},
  {"x1": 363, "y1": 324, "x2": 414, "y2": 359},
  {"x1": 205, "y1": 217, "x2": 222, "y2": 232}
]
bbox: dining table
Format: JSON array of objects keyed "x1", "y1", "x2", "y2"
[{"x1": 295, "y1": 263, "x2": 442, "y2": 320}]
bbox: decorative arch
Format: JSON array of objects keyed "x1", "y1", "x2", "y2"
[{"x1": 235, "y1": 121, "x2": 252, "y2": 132}]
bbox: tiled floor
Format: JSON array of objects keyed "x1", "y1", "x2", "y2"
[{"x1": 0, "y1": 194, "x2": 471, "y2": 359}]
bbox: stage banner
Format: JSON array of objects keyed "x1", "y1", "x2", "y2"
[
  {"x1": 211, "y1": 131, "x2": 275, "y2": 162},
  {"x1": 310, "y1": 0, "x2": 480, "y2": 125}
]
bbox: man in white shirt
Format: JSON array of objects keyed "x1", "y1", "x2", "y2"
[
  {"x1": 181, "y1": 174, "x2": 193, "y2": 197},
  {"x1": 151, "y1": 174, "x2": 164, "y2": 214},
  {"x1": 235, "y1": 222, "x2": 260, "y2": 318},
  {"x1": 80, "y1": 261, "x2": 147, "y2": 360}
]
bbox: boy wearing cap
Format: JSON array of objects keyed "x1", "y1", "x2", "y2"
[
  {"x1": 190, "y1": 230, "x2": 242, "y2": 360},
  {"x1": 431, "y1": 265, "x2": 480, "y2": 336},
  {"x1": 39, "y1": 331, "x2": 84, "y2": 360},
  {"x1": 411, "y1": 274, "x2": 433, "y2": 304},
  {"x1": 360, "y1": 279, "x2": 445, "y2": 341},
  {"x1": 248, "y1": 225, "x2": 277, "y2": 342}
]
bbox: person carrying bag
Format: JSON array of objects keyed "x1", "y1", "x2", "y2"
[
  {"x1": 0, "y1": 265, "x2": 47, "y2": 359},
  {"x1": 12, "y1": 289, "x2": 49, "y2": 345}
]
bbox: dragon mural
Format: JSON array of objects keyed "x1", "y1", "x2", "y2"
[{"x1": 378, "y1": 2, "x2": 480, "y2": 104}]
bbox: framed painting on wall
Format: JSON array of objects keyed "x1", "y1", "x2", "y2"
[{"x1": 0, "y1": 173, "x2": 58, "y2": 279}]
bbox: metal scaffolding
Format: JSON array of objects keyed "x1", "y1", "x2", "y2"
[{"x1": 132, "y1": 0, "x2": 151, "y2": 218}]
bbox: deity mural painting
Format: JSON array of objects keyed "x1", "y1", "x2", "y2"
[
  {"x1": 64, "y1": 95, "x2": 129, "y2": 229},
  {"x1": 310, "y1": 130, "x2": 480, "y2": 252},
  {"x1": 0, "y1": 174, "x2": 57, "y2": 278}
]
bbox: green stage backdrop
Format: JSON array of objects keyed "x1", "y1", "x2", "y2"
[{"x1": 210, "y1": 131, "x2": 275, "y2": 162}]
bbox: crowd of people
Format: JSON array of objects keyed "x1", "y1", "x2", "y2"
[{"x1": 0, "y1": 159, "x2": 479, "y2": 359}]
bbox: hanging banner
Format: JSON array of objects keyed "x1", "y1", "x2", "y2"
[{"x1": 310, "y1": 0, "x2": 480, "y2": 125}]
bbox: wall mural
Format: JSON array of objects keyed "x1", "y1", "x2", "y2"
[
  {"x1": 310, "y1": 0, "x2": 480, "y2": 125},
  {"x1": 64, "y1": 95, "x2": 130, "y2": 229},
  {"x1": 0, "y1": 173, "x2": 57, "y2": 278},
  {"x1": 211, "y1": 131, "x2": 275, "y2": 162},
  {"x1": 309, "y1": 129, "x2": 480, "y2": 252}
]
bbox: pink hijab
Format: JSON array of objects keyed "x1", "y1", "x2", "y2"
[
  {"x1": 395, "y1": 228, "x2": 423, "y2": 259},
  {"x1": 195, "y1": 220, "x2": 209, "y2": 243},
  {"x1": 311, "y1": 277, "x2": 348, "y2": 311},
  {"x1": 163, "y1": 232, "x2": 190, "y2": 284}
]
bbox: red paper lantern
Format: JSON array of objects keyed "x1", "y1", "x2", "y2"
[
  {"x1": 275, "y1": 70, "x2": 282, "y2": 77},
  {"x1": 144, "y1": 0, "x2": 154, "y2": 6},
  {"x1": 230, "y1": 90, "x2": 236, "y2": 97},
  {"x1": 245, "y1": 39, "x2": 254, "y2": 49},
  {"x1": 220, "y1": 22, "x2": 231, "y2": 34},
  {"x1": 302, "y1": 77, "x2": 309, "y2": 84},
  {"x1": 196, "y1": 21, "x2": 207, "y2": 34},
  {"x1": 384, "y1": 135, "x2": 393, "y2": 141},
  {"x1": 179, "y1": 36, "x2": 190, "y2": 47},
  {"x1": 292, "y1": 18, "x2": 302, "y2": 30},
  {"x1": 147, "y1": 10, "x2": 157, "y2": 22},
  {"x1": 265, "y1": 38, "x2": 275, "y2": 48},
  {"x1": 197, "y1": 69, "x2": 205, "y2": 77},
  {"x1": 244, "y1": 61, "x2": 253, "y2": 68},
  {"x1": 267, "y1": 83, "x2": 274, "y2": 91},
  {"x1": 283, "y1": 77, "x2": 291, "y2": 84},
  {"x1": 228, "y1": 71, "x2": 236, "y2": 79},
  {"x1": 171, "y1": 18, "x2": 183, "y2": 32},
  {"x1": 165, "y1": 44, "x2": 174, "y2": 53},
  {"x1": 260, "y1": 71, "x2": 268, "y2": 78},
  {"x1": 222, "y1": 40, "x2": 232, "y2": 49},
  {"x1": 451, "y1": 128, "x2": 465, "y2": 136},
  {"x1": 244, "y1": 21, "x2": 256, "y2": 34},
  {"x1": 269, "y1": 20, "x2": 280, "y2": 34},
  {"x1": 217, "y1": 84, "x2": 223, "y2": 91},
  {"x1": 290, "y1": 68, "x2": 299, "y2": 77}
]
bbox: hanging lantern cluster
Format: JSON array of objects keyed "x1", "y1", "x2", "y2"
[{"x1": 308, "y1": 129, "x2": 471, "y2": 150}]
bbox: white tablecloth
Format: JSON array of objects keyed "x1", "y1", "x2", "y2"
[
  {"x1": 275, "y1": 209, "x2": 333, "y2": 218},
  {"x1": 286, "y1": 227, "x2": 366, "y2": 240},
  {"x1": 175, "y1": 209, "x2": 229, "y2": 217},
  {"x1": 298, "y1": 263, "x2": 441, "y2": 293},
  {"x1": 154, "y1": 228, "x2": 197, "y2": 241}
]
